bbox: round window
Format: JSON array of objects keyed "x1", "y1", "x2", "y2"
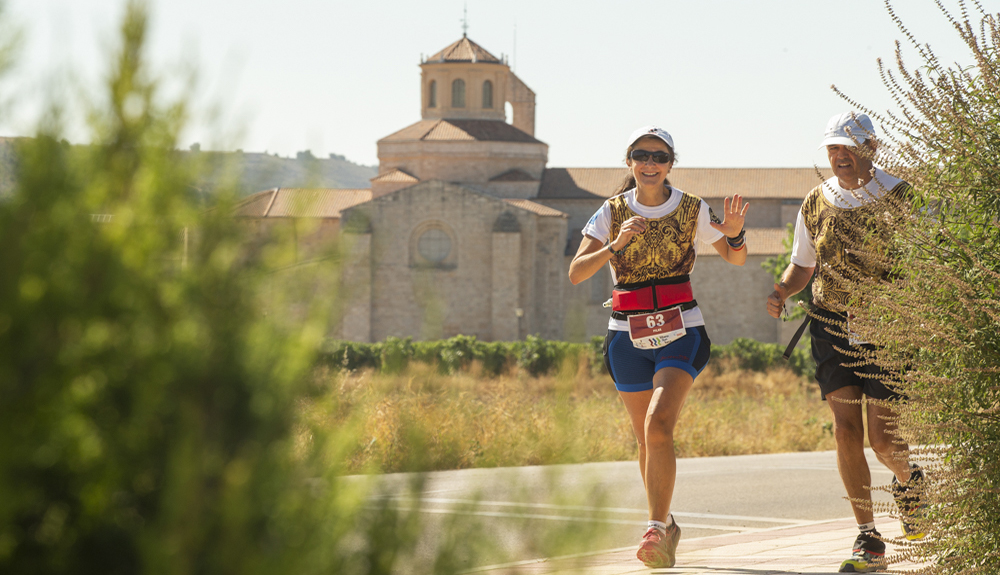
[{"x1": 418, "y1": 228, "x2": 452, "y2": 263}]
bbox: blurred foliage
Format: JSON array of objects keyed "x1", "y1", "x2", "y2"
[
  {"x1": 832, "y1": 1, "x2": 1000, "y2": 571},
  {"x1": 0, "y1": 2, "x2": 493, "y2": 573}
]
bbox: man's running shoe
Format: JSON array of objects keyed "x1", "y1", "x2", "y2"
[
  {"x1": 636, "y1": 523, "x2": 681, "y2": 568},
  {"x1": 839, "y1": 531, "x2": 886, "y2": 573},
  {"x1": 892, "y1": 464, "x2": 927, "y2": 541}
]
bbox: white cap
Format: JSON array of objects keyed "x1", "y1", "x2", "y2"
[
  {"x1": 627, "y1": 125, "x2": 675, "y2": 152},
  {"x1": 819, "y1": 112, "x2": 876, "y2": 148}
]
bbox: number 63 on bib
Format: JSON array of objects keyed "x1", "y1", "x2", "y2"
[{"x1": 627, "y1": 307, "x2": 686, "y2": 350}]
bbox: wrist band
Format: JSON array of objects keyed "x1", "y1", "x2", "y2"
[
  {"x1": 608, "y1": 243, "x2": 622, "y2": 255},
  {"x1": 730, "y1": 241, "x2": 746, "y2": 251},
  {"x1": 726, "y1": 235, "x2": 746, "y2": 249}
]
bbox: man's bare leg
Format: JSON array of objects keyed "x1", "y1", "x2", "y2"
[{"x1": 825, "y1": 386, "x2": 875, "y2": 524}]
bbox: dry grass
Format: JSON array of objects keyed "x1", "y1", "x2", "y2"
[{"x1": 302, "y1": 355, "x2": 836, "y2": 474}]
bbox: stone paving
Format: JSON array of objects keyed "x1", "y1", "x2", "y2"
[{"x1": 468, "y1": 515, "x2": 923, "y2": 575}]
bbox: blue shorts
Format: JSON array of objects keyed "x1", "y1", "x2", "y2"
[{"x1": 602, "y1": 326, "x2": 712, "y2": 393}]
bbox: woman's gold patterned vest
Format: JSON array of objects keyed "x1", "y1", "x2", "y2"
[
  {"x1": 800, "y1": 181, "x2": 911, "y2": 311},
  {"x1": 607, "y1": 191, "x2": 703, "y2": 286}
]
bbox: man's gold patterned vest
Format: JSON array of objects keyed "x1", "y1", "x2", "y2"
[
  {"x1": 607, "y1": 190, "x2": 703, "y2": 286},
  {"x1": 801, "y1": 180, "x2": 911, "y2": 311}
]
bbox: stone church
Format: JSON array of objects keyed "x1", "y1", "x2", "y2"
[{"x1": 236, "y1": 35, "x2": 824, "y2": 345}]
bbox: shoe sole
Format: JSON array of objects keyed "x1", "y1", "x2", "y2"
[
  {"x1": 839, "y1": 559, "x2": 886, "y2": 573},
  {"x1": 636, "y1": 546, "x2": 674, "y2": 569}
]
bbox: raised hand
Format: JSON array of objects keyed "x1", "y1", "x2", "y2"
[{"x1": 710, "y1": 194, "x2": 749, "y2": 238}]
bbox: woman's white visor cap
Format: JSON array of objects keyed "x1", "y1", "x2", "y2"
[
  {"x1": 627, "y1": 126, "x2": 675, "y2": 152},
  {"x1": 820, "y1": 112, "x2": 876, "y2": 148}
]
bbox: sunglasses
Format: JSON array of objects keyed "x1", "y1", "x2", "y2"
[{"x1": 630, "y1": 149, "x2": 673, "y2": 164}]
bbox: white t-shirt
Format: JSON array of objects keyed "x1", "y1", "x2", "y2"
[
  {"x1": 582, "y1": 187, "x2": 725, "y2": 331},
  {"x1": 790, "y1": 167, "x2": 904, "y2": 268}
]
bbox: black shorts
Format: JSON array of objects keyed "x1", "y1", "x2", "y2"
[{"x1": 809, "y1": 307, "x2": 902, "y2": 401}]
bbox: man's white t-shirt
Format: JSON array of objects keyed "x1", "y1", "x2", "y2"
[
  {"x1": 582, "y1": 187, "x2": 725, "y2": 331},
  {"x1": 790, "y1": 167, "x2": 904, "y2": 268}
]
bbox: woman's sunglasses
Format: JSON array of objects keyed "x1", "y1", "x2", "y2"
[{"x1": 630, "y1": 149, "x2": 673, "y2": 164}]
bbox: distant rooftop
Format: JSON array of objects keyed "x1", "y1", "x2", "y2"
[
  {"x1": 538, "y1": 167, "x2": 833, "y2": 200},
  {"x1": 425, "y1": 36, "x2": 503, "y2": 64},
  {"x1": 235, "y1": 188, "x2": 372, "y2": 219},
  {"x1": 380, "y1": 119, "x2": 542, "y2": 144}
]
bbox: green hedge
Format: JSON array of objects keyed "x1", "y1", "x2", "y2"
[{"x1": 320, "y1": 335, "x2": 815, "y2": 378}]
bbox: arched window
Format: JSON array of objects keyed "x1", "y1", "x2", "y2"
[
  {"x1": 428, "y1": 80, "x2": 437, "y2": 108},
  {"x1": 451, "y1": 79, "x2": 466, "y2": 108},
  {"x1": 482, "y1": 80, "x2": 493, "y2": 108}
]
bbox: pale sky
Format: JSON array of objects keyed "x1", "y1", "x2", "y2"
[{"x1": 0, "y1": 0, "x2": 975, "y2": 169}]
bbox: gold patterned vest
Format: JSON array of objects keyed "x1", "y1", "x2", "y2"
[
  {"x1": 800, "y1": 180, "x2": 911, "y2": 311},
  {"x1": 607, "y1": 190, "x2": 703, "y2": 286}
]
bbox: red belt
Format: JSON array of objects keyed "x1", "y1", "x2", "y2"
[{"x1": 612, "y1": 281, "x2": 694, "y2": 312}]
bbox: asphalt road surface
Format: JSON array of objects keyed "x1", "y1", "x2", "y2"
[{"x1": 352, "y1": 450, "x2": 901, "y2": 572}]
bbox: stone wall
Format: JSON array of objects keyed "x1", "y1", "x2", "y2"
[
  {"x1": 690, "y1": 254, "x2": 782, "y2": 345},
  {"x1": 339, "y1": 181, "x2": 566, "y2": 342}
]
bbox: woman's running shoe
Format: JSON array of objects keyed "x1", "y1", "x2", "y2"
[{"x1": 636, "y1": 523, "x2": 681, "y2": 568}]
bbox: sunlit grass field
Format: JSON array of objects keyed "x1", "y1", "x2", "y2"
[{"x1": 302, "y1": 354, "x2": 836, "y2": 474}]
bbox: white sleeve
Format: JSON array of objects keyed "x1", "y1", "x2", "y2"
[
  {"x1": 789, "y1": 209, "x2": 816, "y2": 268},
  {"x1": 697, "y1": 200, "x2": 725, "y2": 245},
  {"x1": 581, "y1": 202, "x2": 612, "y2": 243}
]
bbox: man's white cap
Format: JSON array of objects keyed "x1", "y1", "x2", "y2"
[
  {"x1": 819, "y1": 112, "x2": 876, "y2": 148},
  {"x1": 627, "y1": 125, "x2": 675, "y2": 152}
]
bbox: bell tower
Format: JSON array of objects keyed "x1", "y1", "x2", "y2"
[{"x1": 419, "y1": 35, "x2": 536, "y2": 136}]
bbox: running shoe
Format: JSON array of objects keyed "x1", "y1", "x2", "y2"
[
  {"x1": 892, "y1": 464, "x2": 927, "y2": 541},
  {"x1": 839, "y1": 531, "x2": 886, "y2": 573},
  {"x1": 636, "y1": 523, "x2": 681, "y2": 568}
]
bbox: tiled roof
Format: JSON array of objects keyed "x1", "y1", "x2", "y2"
[
  {"x1": 380, "y1": 119, "x2": 542, "y2": 144},
  {"x1": 671, "y1": 168, "x2": 832, "y2": 200},
  {"x1": 234, "y1": 188, "x2": 372, "y2": 219},
  {"x1": 696, "y1": 227, "x2": 790, "y2": 256},
  {"x1": 537, "y1": 168, "x2": 628, "y2": 200},
  {"x1": 538, "y1": 167, "x2": 833, "y2": 200},
  {"x1": 426, "y1": 36, "x2": 502, "y2": 64},
  {"x1": 371, "y1": 168, "x2": 419, "y2": 183},
  {"x1": 502, "y1": 199, "x2": 566, "y2": 217},
  {"x1": 490, "y1": 168, "x2": 537, "y2": 182},
  {"x1": 234, "y1": 188, "x2": 279, "y2": 217}
]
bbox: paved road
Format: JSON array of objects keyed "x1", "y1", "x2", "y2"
[{"x1": 355, "y1": 450, "x2": 904, "y2": 572}]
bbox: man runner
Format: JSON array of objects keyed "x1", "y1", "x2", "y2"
[{"x1": 766, "y1": 112, "x2": 925, "y2": 573}]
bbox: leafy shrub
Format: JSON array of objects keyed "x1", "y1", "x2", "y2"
[
  {"x1": 438, "y1": 334, "x2": 479, "y2": 374},
  {"x1": 379, "y1": 336, "x2": 413, "y2": 374},
  {"x1": 588, "y1": 335, "x2": 608, "y2": 376},
  {"x1": 321, "y1": 340, "x2": 380, "y2": 371},
  {"x1": 479, "y1": 341, "x2": 514, "y2": 376},
  {"x1": 711, "y1": 338, "x2": 815, "y2": 378},
  {"x1": 515, "y1": 335, "x2": 567, "y2": 376}
]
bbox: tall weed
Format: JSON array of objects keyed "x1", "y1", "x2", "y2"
[{"x1": 831, "y1": 2, "x2": 1000, "y2": 570}]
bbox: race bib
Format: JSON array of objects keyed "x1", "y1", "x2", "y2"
[{"x1": 628, "y1": 307, "x2": 686, "y2": 350}]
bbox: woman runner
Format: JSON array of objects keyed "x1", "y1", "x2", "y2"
[{"x1": 568, "y1": 126, "x2": 748, "y2": 568}]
